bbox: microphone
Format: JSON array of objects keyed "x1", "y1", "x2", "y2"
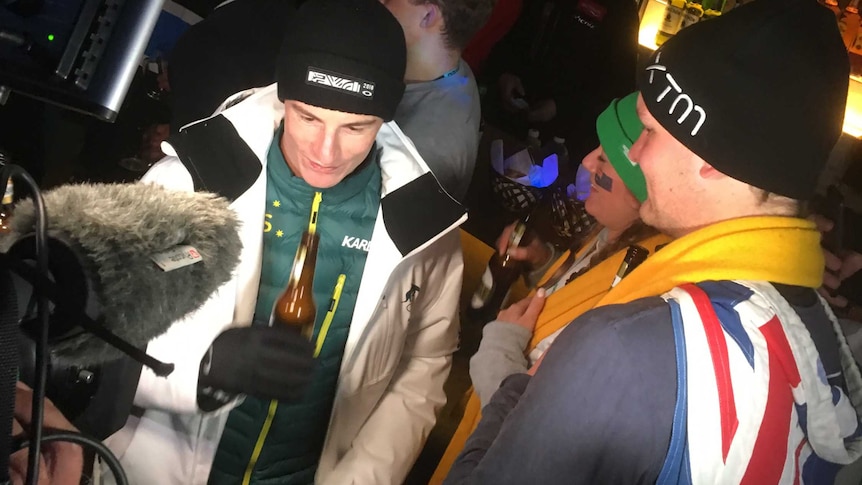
[{"x1": 1, "y1": 182, "x2": 242, "y2": 366}]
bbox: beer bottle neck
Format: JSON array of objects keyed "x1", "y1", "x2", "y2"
[
  {"x1": 611, "y1": 245, "x2": 650, "y2": 288},
  {"x1": 2, "y1": 178, "x2": 13, "y2": 205},
  {"x1": 288, "y1": 231, "x2": 320, "y2": 286}
]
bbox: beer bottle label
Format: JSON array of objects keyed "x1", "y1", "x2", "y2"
[
  {"x1": 660, "y1": 3, "x2": 685, "y2": 34},
  {"x1": 471, "y1": 266, "x2": 495, "y2": 309},
  {"x1": 681, "y1": 11, "x2": 700, "y2": 27},
  {"x1": 656, "y1": 0, "x2": 685, "y2": 44},
  {"x1": 681, "y1": 4, "x2": 703, "y2": 28}
]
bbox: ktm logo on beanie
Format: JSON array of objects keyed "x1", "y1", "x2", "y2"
[
  {"x1": 644, "y1": 51, "x2": 707, "y2": 137},
  {"x1": 306, "y1": 68, "x2": 376, "y2": 99}
]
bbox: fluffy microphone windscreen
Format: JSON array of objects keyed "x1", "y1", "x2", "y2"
[{"x1": 3, "y1": 183, "x2": 242, "y2": 364}]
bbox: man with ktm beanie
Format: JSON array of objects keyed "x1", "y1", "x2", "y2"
[
  {"x1": 445, "y1": 0, "x2": 862, "y2": 483},
  {"x1": 100, "y1": 0, "x2": 466, "y2": 484}
]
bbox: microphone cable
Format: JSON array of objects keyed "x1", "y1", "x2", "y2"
[
  {"x1": 0, "y1": 208, "x2": 16, "y2": 485},
  {"x1": 1, "y1": 164, "x2": 49, "y2": 485},
  {"x1": 13, "y1": 431, "x2": 127, "y2": 485},
  {"x1": 0, "y1": 164, "x2": 129, "y2": 485}
]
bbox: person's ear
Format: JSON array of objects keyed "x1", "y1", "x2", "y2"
[
  {"x1": 698, "y1": 160, "x2": 725, "y2": 180},
  {"x1": 420, "y1": 2, "x2": 441, "y2": 30}
]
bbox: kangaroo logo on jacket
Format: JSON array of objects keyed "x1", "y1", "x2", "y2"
[{"x1": 403, "y1": 284, "x2": 420, "y2": 312}]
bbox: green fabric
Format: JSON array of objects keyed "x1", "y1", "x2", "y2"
[
  {"x1": 596, "y1": 92, "x2": 647, "y2": 202},
  {"x1": 209, "y1": 126, "x2": 381, "y2": 485}
]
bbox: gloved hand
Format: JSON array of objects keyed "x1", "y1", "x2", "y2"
[{"x1": 198, "y1": 325, "x2": 315, "y2": 405}]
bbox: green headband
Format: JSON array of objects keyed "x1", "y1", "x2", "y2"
[{"x1": 596, "y1": 92, "x2": 647, "y2": 203}]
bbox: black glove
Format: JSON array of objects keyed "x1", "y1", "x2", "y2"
[{"x1": 198, "y1": 325, "x2": 315, "y2": 408}]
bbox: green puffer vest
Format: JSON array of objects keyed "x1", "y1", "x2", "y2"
[{"x1": 209, "y1": 130, "x2": 381, "y2": 485}]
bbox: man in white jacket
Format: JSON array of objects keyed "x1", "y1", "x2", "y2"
[{"x1": 102, "y1": 0, "x2": 466, "y2": 483}]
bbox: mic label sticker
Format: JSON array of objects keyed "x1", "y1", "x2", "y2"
[{"x1": 151, "y1": 245, "x2": 203, "y2": 272}]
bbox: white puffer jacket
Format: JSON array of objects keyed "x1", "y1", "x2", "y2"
[{"x1": 100, "y1": 84, "x2": 466, "y2": 485}]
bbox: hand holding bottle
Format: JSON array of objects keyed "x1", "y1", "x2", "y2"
[
  {"x1": 199, "y1": 325, "x2": 315, "y2": 403},
  {"x1": 496, "y1": 221, "x2": 552, "y2": 270},
  {"x1": 471, "y1": 207, "x2": 549, "y2": 323}
]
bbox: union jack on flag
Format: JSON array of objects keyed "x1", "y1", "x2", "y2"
[{"x1": 656, "y1": 280, "x2": 862, "y2": 485}]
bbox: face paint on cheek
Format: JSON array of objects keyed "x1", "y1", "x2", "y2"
[{"x1": 595, "y1": 171, "x2": 613, "y2": 192}]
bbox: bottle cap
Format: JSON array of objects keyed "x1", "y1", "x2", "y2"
[
  {"x1": 611, "y1": 245, "x2": 651, "y2": 288},
  {"x1": 625, "y1": 245, "x2": 650, "y2": 264},
  {"x1": 553, "y1": 136, "x2": 566, "y2": 144},
  {"x1": 527, "y1": 128, "x2": 540, "y2": 139}
]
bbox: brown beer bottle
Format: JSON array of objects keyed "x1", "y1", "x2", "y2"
[
  {"x1": 271, "y1": 230, "x2": 319, "y2": 340},
  {"x1": 469, "y1": 215, "x2": 536, "y2": 324}
]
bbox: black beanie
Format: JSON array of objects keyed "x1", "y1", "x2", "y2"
[
  {"x1": 277, "y1": 0, "x2": 407, "y2": 121},
  {"x1": 638, "y1": 0, "x2": 849, "y2": 201}
]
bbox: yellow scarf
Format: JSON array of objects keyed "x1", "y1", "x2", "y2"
[{"x1": 430, "y1": 216, "x2": 824, "y2": 484}]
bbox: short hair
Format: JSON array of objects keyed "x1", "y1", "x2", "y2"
[
  {"x1": 751, "y1": 187, "x2": 805, "y2": 217},
  {"x1": 415, "y1": 0, "x2": 494, "y2": 51}
]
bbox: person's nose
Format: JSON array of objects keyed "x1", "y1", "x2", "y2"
[
  {"x1": 313, "y1": 129, "x2": 339, "y2": 166},
  {"x1": 581, "y1": 148, "x2": 601, "y2": 172}
]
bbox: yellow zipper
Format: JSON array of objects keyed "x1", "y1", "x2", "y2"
[
  {"x1": 241, "y1": 399, "x2": 279, "y2": 485},
  {"x1": 308, "y1": 192, "x2": 322, "y2": 235},
  {"x1": 240, "y1": 273, "x2": 345, "y2": 481},
  {"x1": 314, "y1": 274, "x2": 346, "y2": 358}
]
